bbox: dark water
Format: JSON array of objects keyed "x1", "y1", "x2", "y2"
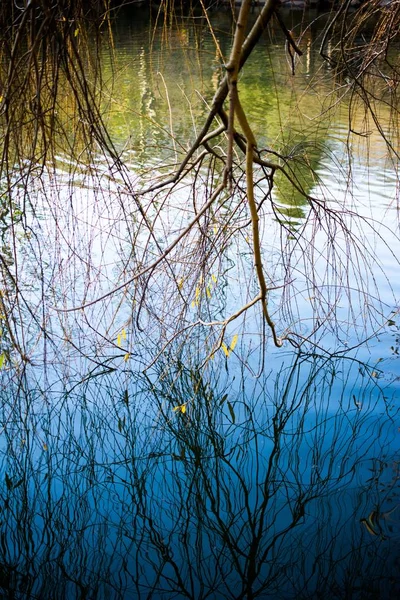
[
  {"x1": 0, "y1": 5, "x2": 399, "y2": 599},
  {"x1": 1, "y1": 352, "x2": 399, "y2": 598}
]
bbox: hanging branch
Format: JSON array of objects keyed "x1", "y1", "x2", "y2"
[
  {"x1": 274, "y1": 10, "x2": 303, "y2": 75},
  {"x1": 225, "y1": 0, "x2": 282, "y2": 347},
  {"x1": 140, "y1": 0, "x2": 280, "y2": 195},
  {"x1": 55, "y1": 0, "x2": 282, "y2": 314}
]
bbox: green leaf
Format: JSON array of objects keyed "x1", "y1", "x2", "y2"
[{"x1": 0, "y1": 353, "x2": 5, "y2": 369}]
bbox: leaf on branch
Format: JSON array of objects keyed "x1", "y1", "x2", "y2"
[
  {"x1": 230, "y1": 334, "x2": 238, "y2": 352},
  {"x1": 173, "y1": 404, "x2": 187, "y2": 414},
  {"x1": 221, "y1": 342, "x2": 230, "y2": 357},
  {"x1": 221, "y1": 335, "x2": 239, "y2": 358},
  {"x1": 191, "y1": 285, "x2": 201, "y2": 308},
  {"x1": 219, "y1": 393, "x2": 228, "y2": 405},
  {"x1": 227, "y1": 401, "x2": 236, "y2": 424},
  {"x1": 117, "y1": 329, "x2": 127, "y2": 347}
]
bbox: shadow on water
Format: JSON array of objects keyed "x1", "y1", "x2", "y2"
[{"x1": 0, "y1": 348, "x2": 399, "y2": 599}]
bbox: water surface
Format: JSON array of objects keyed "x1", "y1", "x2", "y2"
[{"x1": 0, "y1": 5, "x2": 399, "y2": 598}]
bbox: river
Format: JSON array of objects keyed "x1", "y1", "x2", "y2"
[{"x1": 0, "y1": 4, "x2": 399, "y2": 598}]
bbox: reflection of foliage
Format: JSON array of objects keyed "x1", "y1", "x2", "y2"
[
  {"x1": 274, "y1": 138, "x2": 326, "y2": 209},
  {"x1": 0, "y1": 350, "x2": 399, "y2": 597},
  {"x1": 322, "y1": 0, "x2": 400, "y2": 159}
]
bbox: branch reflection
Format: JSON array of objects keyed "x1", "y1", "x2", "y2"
[{"x1": 0, "y1": 350, "x2": 399, "y2": 598}]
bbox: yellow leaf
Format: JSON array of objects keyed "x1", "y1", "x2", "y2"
[
  {"x1": 121, "y1": 328, "x2": 127, "y2": 340},
  {"x1": 43, "y1": 443, "x2": 48, "y2": 451},
  {"x1": 221, "y1": 342, "x2": 230, "y2": 357},
  {"x1": 181, "y1": 405, "x2": 186, "y2": 414},
  {"x1": 192, "y1": 285, "x2": 201, "y2": 307},
  {"x1": 74, "y1": 28, "x2": 79, "y2": 37},
  {"x1": 0, "y1": 95, "x2": 3, "y2": 103},
  {"x1": 117, "y1": 333, "x2": 122, "y2": 347},
  {"x1": 230, "y1": 334, "x2": 238, "y2": 352},
  {"x1": 211, "y1": 274, "x2": 217, "y2": 283},
  {"x1": 178, "y1": 278, "x2": 184, "y2": 290},
  {"x1": 213, "y1": 225, "x2": 218, "y2": 234},
  {"x1": 173, "y1": 404, "x2": 186, "y2": 414},
  {"x1": 0, "y1": 353, "x2": 5, "y2": 369},
  {"x1": 206, "y1": 285, "x2": 211, "y2": 299},
  {"x1": 124, "y1": 353, "x2": 130, "y2": 362}
]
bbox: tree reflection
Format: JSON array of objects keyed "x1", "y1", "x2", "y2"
[{"x1": 0, "y1": 349, "x2": 398, "y2": 598}]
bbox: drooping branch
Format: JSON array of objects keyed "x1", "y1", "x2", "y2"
[
  {"x1": 141, "y1": 0, "x2": 280, "y2": 195},
  {"x1": 56, "y1": 0, "x2": 282, "y2": 318},
  {"x1": 225, "y1": 0, "x2": 282, "y2": 347}
]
